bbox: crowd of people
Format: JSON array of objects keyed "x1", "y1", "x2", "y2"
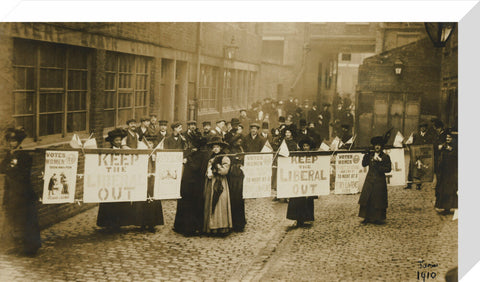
[{"x1": 0, "y1": 94, "x2": 458, "y2": 256}]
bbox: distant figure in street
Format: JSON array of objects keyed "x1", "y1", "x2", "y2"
[
  {"x1": 434, "y1": 129, "x2": 458, "y2": 215},
  {"x1": 358, "y1": 136, "x2": 392, "y2": 225},
  {"x1": 286, "y1": 137, "x2": 316, "y2": 227},
  {"x1": 1, "y1": 127, "x2": 41, "y2": 256}
]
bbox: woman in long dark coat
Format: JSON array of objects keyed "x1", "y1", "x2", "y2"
[
  {"x1": 1, "y1": 128, "x2": 41, "y2": 256},
  {"x1": 358, "y1": 136, "x2": 392, "y2": 225},
  {"x1": 97, "y1": 128, "x2": 137, "y2": 230},
  {"x1": 435, "y1": 130, "x2": 457, "y2": 214},
  {"x1": 227, "y1": 134, "x2": 246, "y2": 232},
  {"x1": 286, "y1": 137, "x2": 316, "y2": 227},
  {"x1": 174, "y1": 136, "x2": 209, "y2": 236}
]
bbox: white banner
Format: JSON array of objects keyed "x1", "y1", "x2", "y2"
[
  {"x1": 154, "y1": 151, "x2": 183, "y2": 199},
  {"x1": 277, "y1": 153, "x2": 330, "y2": 198},
  {"x1": 384, "y1": 148, "x2": 406, "y2": 186},
  {"x1": 42, "y1": 151, "x2": 78, "y2": 204},
  {"x1": 334, "y1": 152, "x2": 364, "y2": 195},
  {"x1": 357, "y1": 148, "x2": 406, "y2": 190},
  {"x1": 243, "y1": 154, "x2": 273, "y2": 199},
  {"x1": 83, "y1": 153, "x2": 149, "y2": 203}
]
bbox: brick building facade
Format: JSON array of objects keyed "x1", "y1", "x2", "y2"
[{"x1": 0, "y1": 22, "x2": 305, "y2": 229}]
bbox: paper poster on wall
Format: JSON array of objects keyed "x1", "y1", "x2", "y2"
[
  {"x1": 243, "y1": 154, "x2": 273, "y2": 199},
  {"x1": 42, "y1": 151, "x2": 78, "y2": 204},
  {"x1": 153, "y1": 151, "x2": 184, "y2": 199},
  {"x1": 83, "y1": 152, "x2": 149, "y2": 203},
  {"x1": 334, "y1": 152, "x2": 364, "y2": 194},
  {"x1": 277, "y1": 153, "x2": 330, "y2": 198}
]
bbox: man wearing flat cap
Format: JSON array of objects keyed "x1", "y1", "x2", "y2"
[
  {"x1": 242, "y1": 123, "x2": 265, "y2": 152},
  {"x1": 156, "y1": 120, "x2": 169, "y2": 144},
  {"x1": 201, "y1": 121, "x2": 215, "y2": 140},
  {"x1": 122, "y1": 119, "x2": 140, "y2": 149},
  {"x1": 185, "y1": 120, "x2": 202, "y2": 149},
  {"x1": 164, "y1": 122, "x2": 186, "y2": 150}
]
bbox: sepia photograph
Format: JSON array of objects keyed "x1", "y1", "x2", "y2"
[{"x1": 0, "y1": 1, "x2": 469, "y2": 280}]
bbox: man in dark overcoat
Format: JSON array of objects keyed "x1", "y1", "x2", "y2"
[
  {"x1": 358, "y1": 136, "x2": 392, "y2": 225},
  {"x1": 164, "y1": 122, "x2": 186, "y2": 150},
  {"x1": 242, "y1": 123, "x2": 265, "y2": 152}
]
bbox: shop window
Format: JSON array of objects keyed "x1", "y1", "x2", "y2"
[
  {"x1": 104, "y1": 52, "x2": 150, "y2": 127},
  {"x1": 223, "y1": 69, "x2": 233, "y2": 109},
  {"x1": 13, "y1": 39, "x2": 90, "y2": 139},
  {"x1": 199, "y1": 65, "x2": 218, "y2": 112}
]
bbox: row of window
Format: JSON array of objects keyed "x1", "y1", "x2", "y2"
[
  {"x1": 12, "y1": 39, "x2": 257, "y2": 139},
  {"x1": 198, "y1": 66, "x2": 256, "y2": 113}
]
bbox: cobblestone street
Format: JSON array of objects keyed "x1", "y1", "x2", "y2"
[{"x1": 0, "y1": 181, "x2": 456, "y2": 282}]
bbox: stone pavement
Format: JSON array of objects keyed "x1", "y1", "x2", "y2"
[{"x1": 0, "y1": 183, "x2": 456, "y2": 281}]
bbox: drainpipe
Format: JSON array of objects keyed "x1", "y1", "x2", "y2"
[{"x1": 193, "y1": 22, "x2": 202, "y2": 121}]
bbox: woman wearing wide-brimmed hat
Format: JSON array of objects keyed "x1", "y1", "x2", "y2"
[
  {"x1": 1, "y1": 127, "x2": 41, "y2": 256},
  {"x1": 286, "y1": 137, "x2": 316, "y2": 227},
  {"x1": 358, "y1": 136, "x2": 392, "y2": 225},
  {"x1": 203, "y1": 136, "x2": 232, "y2": 235},
  {"x1": 434, "y1": 128, "x2": 458, "y2": 214}
]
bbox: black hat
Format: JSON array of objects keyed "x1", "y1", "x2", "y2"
[
  {"x1": 278, "y1": 116, "x2": 286, "y2": 123},
  {"x1": 249, "y1": 123, "x2": 260, "y2": 129},
  {"x1": 105, "y1": 128, "x2": 127, "y2": 143},
  {"x1": 298, "y1": 137, "x2": 315, "y2": 150},
  {"x1": 216, "y1": 119, "x2": 226, "y2": 124},
  {"x1": 370, "y1": 136, "x2": 385, "y2": 146},
  {"x1": 187, "y1": 120, "x2": 197, "y2": 125},
  {"x1": 231, "y1": 118, "x2": 240, "y2": 126},
  {"x1": 323, "y1": 103, "x2": 331, "y2": 107},
  {"x1": 171, "y1": 122, "x2": 182, "y2": 130},
  {"x1": 5, "y1": 127, "x2": 27, "y2": 143},
  {"x1": 262, "y1": 122, "x2": 269, "y2": 129},
  {"x1": 202, "y1": 121, "x2": 211, "y2": 126},
  {"x1": 207, "y1": 136, "x2": 229, "y2": 147},
  {"x1": 126, "y1": 119, "x2": 137, "y2": 125},
  {"x1": 299, "y1": 119, "x2": 307, "y2": 127},
  {"x1": 159, "y1": 120, "x2": 168, "y2": 125},
  {"x1": 433, "y1": 119, "x2": 444, "y2": 128},
  {"x1": 149, "y1": 114, "x2": 157, "y2": 118},
  {"x1": 419, "y1": 121, "x2": 428, "y2": 127},
  {"x1": 140, "y1": 117, "x2": 150, "y2": 122},
  {"x1": 239, "y1": 109, "x2": 247, "y2": 113}
]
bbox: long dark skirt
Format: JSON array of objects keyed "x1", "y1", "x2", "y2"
[
  {"x1": 286, "y1": 197, "x2": 314, "y2": 222},
  {"x1": 229, "y1": 175, "x2": 246, "y2": 231},
  {"x1": 4, "y1": 202, "x2": 41, "y2": 254},
  {"x1": 97, "y1": 202, "x2": 136, "y2": 227},
  {"x1": 174, "y1": 194, "x2": 204, "y2": 235},
  {"x1": 136, "y1": 177, "x2": 164, "y2": 227},
  {"x1": 358, "y1": 201, "x2": 386, "y2": 222}
]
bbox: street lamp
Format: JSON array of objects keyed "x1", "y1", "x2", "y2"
[
  {"x1": 224, "y1": 36, "x2": 239, "y2": 60},
  {"x1": 394, "y1": 58, "x2": 404, "y2": 76},
  {"x1": 424, "y1": 22, "x2": 456, "y2": 47}
]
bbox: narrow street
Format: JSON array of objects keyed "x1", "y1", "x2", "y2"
[{"x1": 0, "y1": 183, "x2": 457, "y2": 281}]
